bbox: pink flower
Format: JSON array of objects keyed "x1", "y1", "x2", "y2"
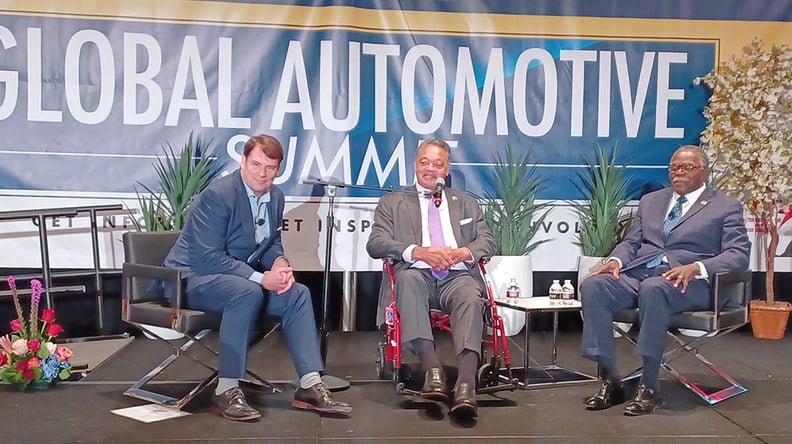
[
  {"x1": 46, "y1": 323, "x2": 64, "y2": 338},
  {"x1": 16, "y1": 360, "x2": 27, "y2": 371},
  {"x1": 27, "y1": 357, "x2": 40, "y2": 368},
  {"x1": 0, "y1": 335, "x2": 12, "y2": 354},
  {"x1": 10, "y1": 319, "x2": 22, "y2": 332},
  {"x1": 40, "y1": 309, "x2": 55, "y2": 323},
  {"x1": 6, "y1": 276, "x2": 16, "y2": 292},
  {"x1": 55, "y1": 346, "x2": 73, "y2": 361},
  {"x1": 0, "y1": 352, "x2": 7, "y2": 366},
  {"x1": 11, "y1": 338, "x2": 28, "y2": 356},
  {"x1": 28, "y1": 339, "x2": 41, "y2": 353}
]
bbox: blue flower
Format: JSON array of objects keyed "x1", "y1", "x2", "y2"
[{"x1": 41, "y1": 355, "x2": 60, "y2": 381}]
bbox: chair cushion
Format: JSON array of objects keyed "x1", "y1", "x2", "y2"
[
  {"x1": 613, "y1": 307, "x2": 747, "y2": 332},
  {"x1": 126, "y1": 301, "x2": 222, "y2": 332}
]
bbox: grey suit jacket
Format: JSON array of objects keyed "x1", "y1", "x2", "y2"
[
  {"x1": 366, "y1": 186, "x2": 497, "y2": 323},
  {"x1": 612, "y1": 187, "x2": 750, "y2": 274},
  {"x1": 164, "y1": 169, "x2": 285, "y2": 291}
]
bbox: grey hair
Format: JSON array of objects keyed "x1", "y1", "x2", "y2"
[
  {"x1": 417, "y1": 138, "x2": 451, "y2": 157},
  {"x1": 675, "y1": 145, "x2": 710, "y2": 170}
]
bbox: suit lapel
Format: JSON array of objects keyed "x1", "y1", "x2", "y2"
[
  {"x1": 404, "y1": 186, "x2": 423, "y2": 244},
  {"x1": 672, "y1": 188, "x2": 716, "y2": 232},
  {"x1": 233, "y1": 171, "x2": 256, "y2": 243},
  {"x1": 447, "y1": 189, "x2": 464, "y2": 243}
]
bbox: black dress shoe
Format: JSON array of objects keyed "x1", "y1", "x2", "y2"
[
  {"x1": 449, "y1": 383, "x2": 477, "y2": 417},
  {"x1": 584, "y1": 379, "x2": 626, "y2": 411},
  {"x1": 212, "y1": 387, "x2": 261, "y2": 421},
  {"x1": 624, "y1": 384, "x2": 664, "y2": 416},
  {"x1": 420, "y1": 367, "x2": 448, "y2": 402},
  {"x1": 292, "y1": 382, "x2": 352, "y2": 414}
]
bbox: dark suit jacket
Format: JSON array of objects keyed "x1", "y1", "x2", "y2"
[
  {"x1": 366, "y1": 186, "x2": 497, "y2": 324},
  {"x1": 164, "y1": 169, "x2": 285, "y2": 291},
  {"x1": 613, "y1": 187, "x2": 750, "y2": 274}
]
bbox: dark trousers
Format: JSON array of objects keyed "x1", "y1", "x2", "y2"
[{"x1": 580, "y1": 265, "x2": 710, "y2": 368}]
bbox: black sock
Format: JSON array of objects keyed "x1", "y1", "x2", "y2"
[
  {"x1": 412, "y1": 338, "x2": 441, "y2": 370},
  {"x1": 639, "y1": 355, "x2": 661, "y2": 391},
  {"x1": 455, "y1": 349, "x2": 479, "y2": 387},
  {"x1": 598, "y1": 359, "x2": 620, "y2": 383}
]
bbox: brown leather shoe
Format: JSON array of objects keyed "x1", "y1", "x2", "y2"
[
  {"x1": 624, "y1": 384, "x2": 664, "y2": 416},
  {"x1": 584, "y1": 379, "x2": 626, "y2": 410},
  {"x1": 212, "y1": 387, "x2": 261, "y2": 421},
  {"x1": 449, "y1": 382, "x2": 477, "y2": 417},
  {"x1": 420, "y1": 367, "x2": 448, "y2": 402},
  {"x1": 292, "y1": 382, "x2": 352, "y2": 414}
]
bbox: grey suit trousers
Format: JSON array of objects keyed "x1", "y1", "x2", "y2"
[
  {"x1": 396, "y1": 267, "x2": 484, "y2": 356},
  {"x1": 580, "y1": 265, "x2": 711, "y2": 365}
]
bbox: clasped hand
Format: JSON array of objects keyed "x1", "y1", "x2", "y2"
[
  {"x1": 416, "y1": 246, "x2": 470, "y2": 270},
  {"x1": 261, "y1": 260, "x2": 295, "y2": 294}
]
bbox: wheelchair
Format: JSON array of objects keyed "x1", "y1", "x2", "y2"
[{"x1": 375, "y1": 257, "x2": 518, "y2": 396}]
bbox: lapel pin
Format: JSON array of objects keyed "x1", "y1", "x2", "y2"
[
  {"x1": 700, "y1": 200, "x2": 708, "y2": 206},
  {"x1": 452, "y1": 196, "x2": 458, "y2": 201}
]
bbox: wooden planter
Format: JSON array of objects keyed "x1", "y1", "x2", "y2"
[{"x1": 750, "y1": 300, "x2": 792, "y2": 339}]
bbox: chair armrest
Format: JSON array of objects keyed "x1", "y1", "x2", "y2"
[
  {"x1": 122, "y1": 262, "x2": 184, "y2": 308},
  {"x1": 711, "y1": 271, "x2": 752, "y2": 316}
]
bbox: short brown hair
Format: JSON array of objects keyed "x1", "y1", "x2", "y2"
[{"x1": 243, "y1": 134, "x2": 284, "y2": 163}]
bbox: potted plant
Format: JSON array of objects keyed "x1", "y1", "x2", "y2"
[
  {"x1": 479, "y1": 143, "x2": 552, "y2": 335},
  {"x1": 131, "y1": 131, "x2": 224, "y2": 232},
  {"x1": 568, "y1": 146, "x2": 635, "y2": 288},
  {"x1": 696, "y1": 38, "x2": 792, "y2": 339}
]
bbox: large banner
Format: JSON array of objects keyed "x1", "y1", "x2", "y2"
[{"x1": 1, "y1": 1, "x2": 791, "y2": 271}]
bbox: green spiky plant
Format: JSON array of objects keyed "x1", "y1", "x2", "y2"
[
  {"x1": 569, "y1": 146, "x2": 635, "y2": 257},
  {"x1": 481, "y1": 144, "x2": 552, "y2": 255},
  {"x1": 131, "y1": 132, "x2": 224, "y2": 231}
]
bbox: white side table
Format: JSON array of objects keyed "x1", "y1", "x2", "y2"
[{"x1": 495, "y1": 296, "x2": 596, "y2": 389}]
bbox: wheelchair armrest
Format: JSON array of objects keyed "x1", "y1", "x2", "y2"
[{"x1": 122, "y1": 262, "x2": 185, "y2": 308}]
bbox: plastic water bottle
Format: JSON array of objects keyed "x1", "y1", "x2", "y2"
[
  {"x1": 561, "y1": 279, "x2": 575, "y2": 305},
  {"x1": 506, "y1": 278, "x2": 521, "y2": 299},
  {"x1": 549, "y1": 280, "x2": 562, "y2": 305}
]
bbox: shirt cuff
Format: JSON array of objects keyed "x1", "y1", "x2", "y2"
[
  {"x1": 403, "y1": 244, "x2": 417, "y2": 262},
  {"x1": 249, "y1": 271, "x2": 264, "y2": 284},
  {"x1": 694, "y1": 261, "x2": 708, "y2": 279},
  {"x1": 607, "y1": 257, "x2": 623, "y2": 268}
]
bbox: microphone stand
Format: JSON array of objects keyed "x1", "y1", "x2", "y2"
[{"x1": 302, "y1": 177, "x2": 398, "y2": 390}]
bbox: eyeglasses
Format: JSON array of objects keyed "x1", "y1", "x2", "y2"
[{"x1": 668, "y1": 163, "x2": 702, "y2": 173}]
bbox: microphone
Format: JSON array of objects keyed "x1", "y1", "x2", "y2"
[
  {"x1": 256, "y1": 218, "x2": 266, "y2": 226},
  {"x1": 432, "y1": 178, "x2": 445, "y2": 208}
]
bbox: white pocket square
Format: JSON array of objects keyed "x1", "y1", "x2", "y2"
[{"x1": 459, "y1": 218, "x2": 473, "y2": 226}]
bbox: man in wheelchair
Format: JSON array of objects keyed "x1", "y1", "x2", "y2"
[{"x1": 366, "y1": 138, "x2": 498, "y2": 417}]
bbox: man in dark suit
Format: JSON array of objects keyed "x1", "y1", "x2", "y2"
[
  {"x1": 580, "y1": 145, "x2": 750, "y2": 416},
  {"x1": 366, "y1": 138, "x2": 497, "y2": 417},
  {"x1": 164, "y1": 134, "x2": 351, "y2": 421}
]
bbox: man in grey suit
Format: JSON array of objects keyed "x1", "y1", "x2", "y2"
[
  {"x1": 580, "y1": 145, "x2": 750, "y2": 416},
  {"x1": 366, "y1": 138, "x2": 497, "y2": 417},
  {"x1": 164, "y1": 134, "x2": 351, "y2": 421}
]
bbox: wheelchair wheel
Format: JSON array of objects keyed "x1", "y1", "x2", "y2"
[
  {"x1": 477, "y1": 362, "x2": 499, "y2": 388},
  {"x1": 376, "y1": 342, "x2": 392, "y2": 380}
]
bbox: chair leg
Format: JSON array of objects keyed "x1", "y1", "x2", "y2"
[
  {"x1": 660, "y1": 328, "x2": 747, "y2": 405},
  {"x1": 611, "y1": 323, "x2": 747, "y2": 405}
]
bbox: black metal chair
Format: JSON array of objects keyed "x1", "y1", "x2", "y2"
[
  {"x1": 612, "y1": 271, "x2": 752, "y2": 405},
  {"x1": 120, "y1": 231, "x2": 281, "y2": 409}
]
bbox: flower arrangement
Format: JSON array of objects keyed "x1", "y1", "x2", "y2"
[
  {"x1": 0, "y1": 277, "x2": 73, "y2": 388},
  {"x1": 695, "y1": 38, "x2": 792, "y2": 306}
]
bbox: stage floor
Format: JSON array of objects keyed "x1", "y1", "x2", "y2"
[{"x1": 2, "y1": 329, "x2": 792, "y2": 443}]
